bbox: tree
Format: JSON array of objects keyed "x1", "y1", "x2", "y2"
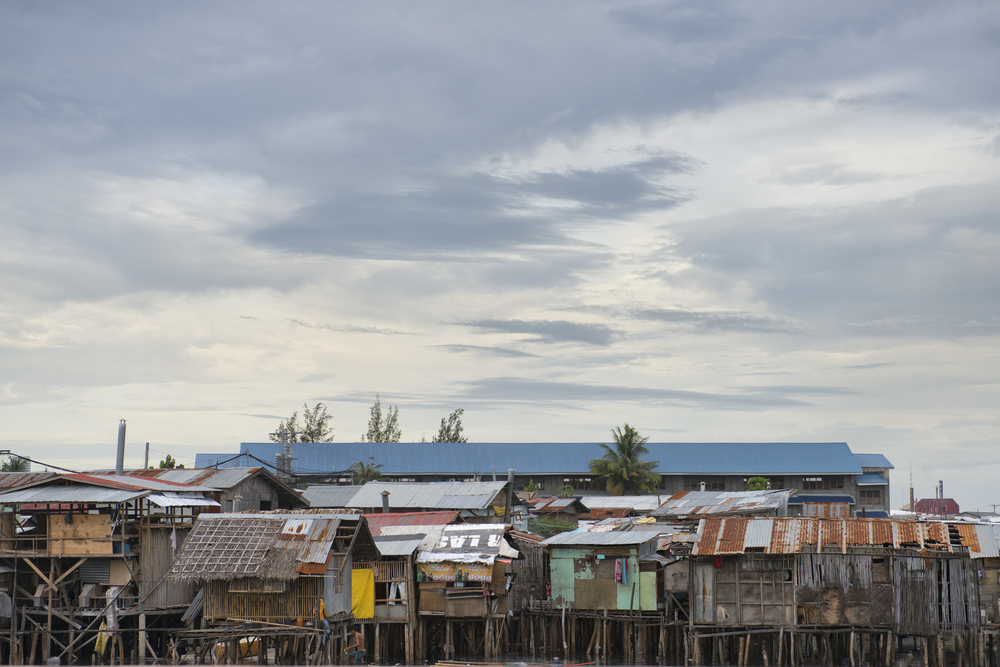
[
  {"x1": 158, "y1": 454, "x2": 184, "y2": 469},
  {"x1": 270, "y1": 403, "x2": 335, "y2": 443},
  {"x1": 362, "y1": 394, "x2": 401, "y2": 442},
  {"x1": 432, "y1": 409, "x2": 468, "y2": 443},
  {"x1": 349, "y1": 461, "x2": 384, "y2": 484},
  {"x1": 0, "y1": 456, "x2": 28, "y2": 472},
  {"x1": 557, "y1": 484, "x2": 575, "y2": 498},
  {"x1": 745, "y1": 476, "x2": 770, "y2": 491},
  {"x1": 524, "y1": 479, "x2": 535, "y2": 493},
  {"x1": 589, "y1": 423, "x2": 661, "y2": 495}
]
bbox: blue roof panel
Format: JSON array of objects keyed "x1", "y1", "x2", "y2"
[
  {"x1": 854, "y1": 453, "x2": 894, "y2": 469},
  {"x1": 200, "y1": 442, "x2": 865, "y2": 476},
  {"x1": 856, "y1": 473, "x2": 888, "y2": 485}
]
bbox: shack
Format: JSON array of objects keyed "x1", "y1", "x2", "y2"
[
  {"x1": 96, "y1": 467, "x2": 308, "y2": 512},
  {"x1": 416, "y1": 524, "x2": 520, "y2": 661},
  {"x1": 684, "y1": 517, "x2": 982, "y2": 666},
  {"x1": 0, "y1": 472, "x2": 220, "y2": 665},
  {"x1": 349, "y1": 513, "x2": 461, "y2": 665}
]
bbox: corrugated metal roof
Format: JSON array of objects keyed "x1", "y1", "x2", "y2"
[
  {"x1": 651, "y1": 489, "x2": 791, "y2": 517},
  {"x1": 543, "y1": 528, "x2": 661, "y2": 547},
  {"x1": 744, "y1": 518, "x2": 774, "y2": 548},
  {"x1": 580, "y1": 495, "x2": 663, "y2": 511},
  {"x1": 197, "y1": 442, "x2": 868, "y2": 476},
  {"x1": 945, "y1": 522, "x2": 1000, "y2": 559},
  {"x1": 374, "y1": 534, "x2": 426, "y2": 556},
  {"x1": 854, "y1": 453, "x2": 894, "y2": 469},
  {"x1": 691, "y1": 517, "x2": 996, "y2": 556},
  {"x1": 306, "y1": 482, "x2": 506, "y2": 511},
  {"x1": 363, "y1": 511, "x2": 460, "y2": 536},
  {"x1": 301, "y1": 485, "x2": 363, "y2": 508},
  {"x1": 73, "y1": 473, "x2": 216, "y2": 493},
  {"x1": 0, "y1": 472, "x2": 58, "y2": 489},
  {"x1": 148, "y1": 494, "x2": 221, "y2": 508},
  {"x1": 0, "y1": 486, "x2": 147, "y2": 504},
  {"x1": 856, "y1": 473, "x2": 887, "y2": 486},
  {"x1": 109, "y1": 467, "x2": 260, "y2": 489}
]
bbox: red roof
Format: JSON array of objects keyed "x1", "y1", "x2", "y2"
[{"x1": 362, "y1": 511, "x2": 461, "y2": 536}]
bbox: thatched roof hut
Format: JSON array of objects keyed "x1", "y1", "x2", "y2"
[{"x1": 168, "y1": 512, "x2": 376, "y2": 622}]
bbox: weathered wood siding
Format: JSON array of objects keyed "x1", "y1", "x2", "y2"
[
  {"x1": 140, "y1": 526, "x2": 198, "y2": 608},
  {"x1": 205, "y1": 577, "x2": 324, "y2": 622}
]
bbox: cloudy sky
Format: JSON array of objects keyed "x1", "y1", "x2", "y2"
[{"x1": 3, "y1": 2, "x2": 999, "y2": 509}]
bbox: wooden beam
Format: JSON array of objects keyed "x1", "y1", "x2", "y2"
[
  {"x1": 43, "y1": 605, "x2": 82, "y2": 630},
  {"x1": 52, "y1": 558, "x2": 88, "y2": 587},
  {"x1": 22, "y1": 558, "x2": 55, "y2": 590}
]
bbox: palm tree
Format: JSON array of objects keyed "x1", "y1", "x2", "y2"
[
  {"x1": 0, "y1": 456, "x2": 28, "y2": 472},
  {"x1": 349, "y1": 461, "x2": 384, "y2": 484},
  {"x1": 589, "y1": 424, "x2": 661, "y2": 495}
]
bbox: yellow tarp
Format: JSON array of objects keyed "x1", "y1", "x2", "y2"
[{"x1": 352, "y1": 568, "x2": 375, "y2": 619}]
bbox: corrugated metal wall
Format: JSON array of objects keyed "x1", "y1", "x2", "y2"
[{"x1": 141, "y1": 526, "x2": 198, "y2": 608}]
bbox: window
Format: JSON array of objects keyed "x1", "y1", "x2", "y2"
[
  {"x1": 684, "y1": 476, "x2": 725, "y2": 491},
  {"x1": 802, "y1": 476, "x2": 844, "y2": 491},
  {"x1": 259, "y1": 500, "x2": 272, "y2": 511},
  {"x1": 860, "y1": 489, "x2": 881, "y2": 506}
]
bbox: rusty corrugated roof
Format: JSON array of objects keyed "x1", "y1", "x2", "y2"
[
  {"x1": 691, "y1": 518, "x2": 994, "y2": 556},
  {"x1": 363, "y1": 511, "x2": 461, "y2": 536}
]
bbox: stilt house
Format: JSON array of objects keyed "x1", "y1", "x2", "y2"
[{"x1": 167, "y1": 512, "x2": 377, "y2": 625}]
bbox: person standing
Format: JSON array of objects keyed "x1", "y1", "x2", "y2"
[{"x1": 345, "y1": 624, "x2": 366, "y2": 665}]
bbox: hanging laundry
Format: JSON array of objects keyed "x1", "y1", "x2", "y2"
[{"x1": 615, "y1": 558, "x2": 627, "y2": 584}]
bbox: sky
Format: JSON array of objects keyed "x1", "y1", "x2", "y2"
[{"x1": 2, "y1": 2, "x2": 999, "y2": 510}]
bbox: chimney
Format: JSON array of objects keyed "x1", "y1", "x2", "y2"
[
  {"x1": 115, "y1": 420, "x2": 127, "y2": 475},
  {"x1": 233, "y1": 494, "x2": 243, "y2": 513},
  {"x1": 700, "y1": 481, "x2": 706, "y2": 492},
  {"x1": 381, "y1": 490, "x2": 390, "y2": 513},
  {"x1": 504, "y1": 469, "x2": 515, "y2": 524}
]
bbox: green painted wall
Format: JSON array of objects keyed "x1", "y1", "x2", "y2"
[
  {"x1": 640, "y1": 571, "x2": 657, "y2": 610},
  {"x1": 551, "y1": 555, "x2": 578, "y2": 605}
]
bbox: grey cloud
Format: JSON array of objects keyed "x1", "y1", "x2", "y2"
[
  {"x1": 661, "y1": 183, "x2": 1000, "y2": 332},
  {"x1": 627, "y1": 307, "x2": 790, "y2": 333},
  {"x1": 845, "y1": 362, "x2": 897, "y2": 370},
  {"x1": 251, "y1": 158, "x2": 692, "y2": 261},
  {"x1": 737, "y1": 385, "x2": 860, "y2": 396},
  {"x1": 458, "y1": 377, "x2": 810, "y2": 410},
  {"x1": 238, "y1": 413, "x2": 287, "y2": 420},
  {"x1": 434, "y1": 345, "x2": 538, "y2": 358},
  {"x1": 457, "y1": 319, "x2": 618, "y2": 346}
]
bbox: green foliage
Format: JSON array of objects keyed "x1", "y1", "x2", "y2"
[
  {"x1": 270, "y1": 403, "x2": 335, "y2": 443},
  {"x1": 350, "y1": 461, "x2": 384, "y2": 484},
  {"x1": 527, "y1": 517, "x2": 578, "y2": 539},
  {"x1": 524, "y1": 479, "x2": 535, "y2": 493},
  {"x1": 0, "y1": 456, "x2": 28, "y2": 472},
  {"x1": 432, "y1": 409, "x2": 467, "y2": 442},
  {"x1": 589, "y1": 423, "x2": 661, "y2": 495},
  {"x1": 362, "y1": 394, "x2": 401, "y2": 442},
  {"x1": 746, "y1": 476, "x2": 770, "y2": 491},
  {"x1": 556, "y1": 484, "x2": 575, "y2": 498},
  {"x1": 158, "y1": 454, "x2": 184, "y2": 469}
]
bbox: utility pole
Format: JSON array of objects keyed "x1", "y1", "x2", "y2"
[{"x1": 144, "y1": 442, "x2": 149, "y2": 469}]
